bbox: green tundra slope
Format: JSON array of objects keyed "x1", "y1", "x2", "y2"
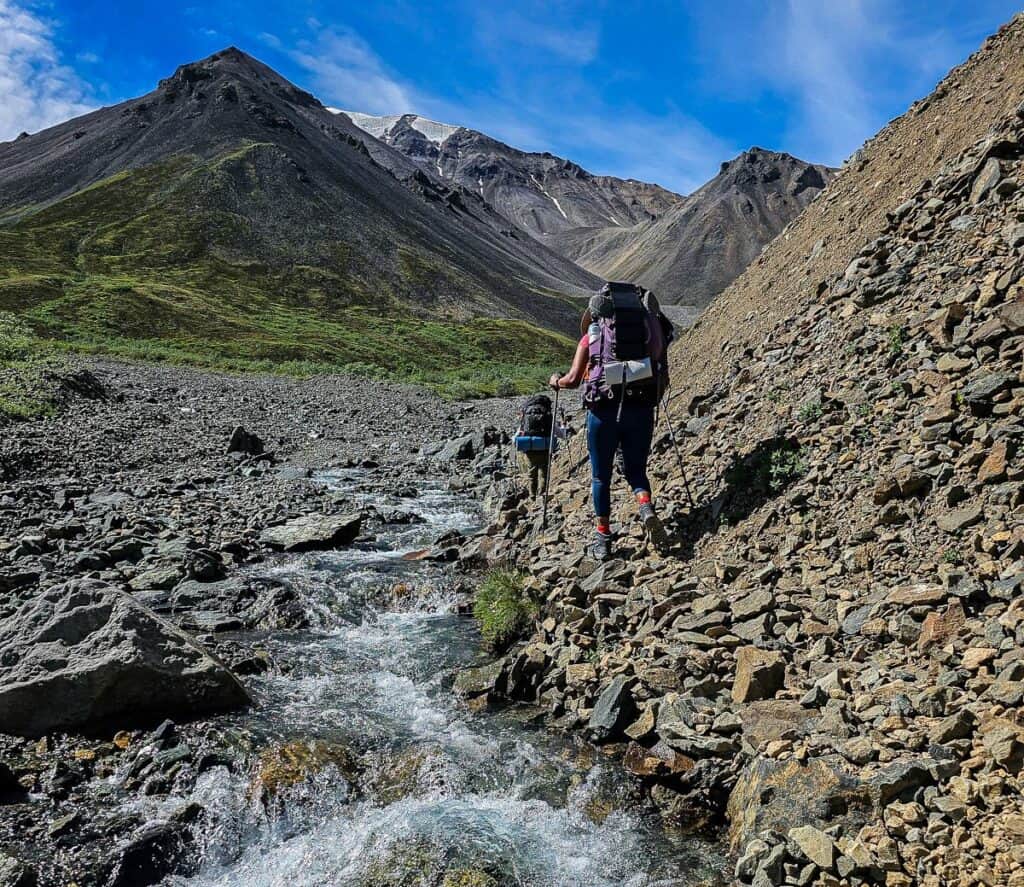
[{"x1": 0, "y1": 49, "x2": 594, "y2": 397}]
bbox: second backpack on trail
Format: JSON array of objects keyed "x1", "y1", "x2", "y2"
[
  {"x1": 520, "y1": 394, "x2": 553, "y2": 436},
  {"x1": 516, "y1": 394, "x2": 553, "y2": 452}
]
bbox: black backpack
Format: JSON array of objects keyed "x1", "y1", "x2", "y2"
[{"x1": 520, "y1": 394, "x2": 553, "y2": 436}]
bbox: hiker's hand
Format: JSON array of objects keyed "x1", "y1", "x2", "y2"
[{"x1": 549, "y1": 373, "x2": 561, "y2": 389}]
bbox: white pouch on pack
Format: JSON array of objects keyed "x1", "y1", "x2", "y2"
[{"x1": 603, "y1": 358, "x2": 653, "y2": 386}]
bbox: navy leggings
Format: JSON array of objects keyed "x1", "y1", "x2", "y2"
[{"x1": 587, "y1": 401, "x2": 655, "y2": 518}]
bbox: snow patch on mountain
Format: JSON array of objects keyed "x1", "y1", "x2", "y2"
[{"x1": 335, "y1": 110, "x2": 460, "y2": 145}]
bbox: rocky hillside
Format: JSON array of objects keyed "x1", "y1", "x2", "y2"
[
  {"x1": 338, "y1": 111, "x2": 683, "y2": 237},
  {"x1": 0, "y1": 48, "x2": 599, "y2": 395},
  {"x1": 468, "y1": 13, "x2": 1024, "y2": 887},
  {"x1": 550, "y1": 148, "x2": 834, "y2": 307}
]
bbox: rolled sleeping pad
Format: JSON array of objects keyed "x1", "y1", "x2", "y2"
[{"x1": 515, "y1": 435, "x2": 553, "y2": 453}]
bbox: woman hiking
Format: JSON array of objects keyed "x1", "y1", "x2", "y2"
[{"x1": 549, "y1": 283, "x2": 671, "y2": 560}]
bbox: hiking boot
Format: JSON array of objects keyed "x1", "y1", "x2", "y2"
[
  {"x1": 588, "y1": 531, "x2": 613, "y2": 561},
  {"x1": 639, "y1": 503, "x2": 669, "y2": 550}
]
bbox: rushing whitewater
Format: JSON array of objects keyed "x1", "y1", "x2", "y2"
[{"x1": 161, "y1": 471, "x2": 719, "y2": 886}]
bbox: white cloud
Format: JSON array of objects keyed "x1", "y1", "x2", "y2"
[
  {"x1": 691, "y1": 0, "x2": 995, "y2": 167},
  {"x1": 284, "y1": 26, "x2": 417, "y2": 115},
  {"x1": 270, "y1": 16, "x2": 731, "y2": 193},
  {"x1": 0, "y1": 0, "x2": 95, "y2": 141}
]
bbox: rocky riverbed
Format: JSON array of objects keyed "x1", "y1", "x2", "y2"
[{"x1": 0, "y1": 360, "x2": 724, "y2": 886}]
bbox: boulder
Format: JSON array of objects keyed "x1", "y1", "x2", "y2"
[
  {"x1": 727, "y1": 755, "x2": 867, "y2": 853},
  {"x1": 453, "y1": 659, "x2": 504, "y2": 698},
  {"x1": 106, "y1": 810, "x2": 200, "y2": 887},
  {"x1": 437, "y1": 434, "x2": 475, "y2": 462},
  {"x1": 259, "y1": 513, "x2": 362, "y2": 552},
  {"x1": 0, "y1": 580, "x2": 249, "y2": 737},
  {"x1": 0, "y1": 853, "x2": 35, "y2": 887},
  {"x1": 733, "y1": 647, "x2": 786, "y2": 703},
  {"x1": 936, "y1": 504, "x2": 983, "y2": 534},
  {"x1": 226, "y1": 425, "x2": 265, "y2": 456},
  {"x1": 588, "y1": 674, "x2": 636, "y2": 741}
]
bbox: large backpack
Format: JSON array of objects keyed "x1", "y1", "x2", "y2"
[
  {"x1": 583, "y1": 282, "x2": 673, "y2": 408},
  {"x1": 520, "y1": 394, "x2": 553, "y2": 436}
]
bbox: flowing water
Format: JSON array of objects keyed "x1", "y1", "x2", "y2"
[{"x1": 165, "y1": 469, "x2": 722, "y2": 886}]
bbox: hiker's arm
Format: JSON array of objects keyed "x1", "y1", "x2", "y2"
[{"x1": 549, "y1": 339, "x2": 589, "y2": 389}]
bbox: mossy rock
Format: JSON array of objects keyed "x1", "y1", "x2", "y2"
[
  {"x1": 252, "y1": 739, "x2": 362, "y2": 800},
  {"x1": 359, "y1": 840, "x2": 442, "y2": 887},
  {"x1": 366, "y1": 746, "x2": 443, "y2": 805}
]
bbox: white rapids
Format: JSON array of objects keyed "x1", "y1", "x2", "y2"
[{"x1": 166, "y1": 471, "x2": 720, "y2": 886}]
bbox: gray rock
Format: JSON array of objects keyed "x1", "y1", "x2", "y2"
[
  {"x1": 0, "y1": 579, "x2": 249, "y2": 737},
  {"x1": 259, "y1": 513, "x2": 362, "y2": 552},
  {"x1": 867, "y1": 759, "x2": 933, "y2": 805},
  {"x1": 735, "y1": 838, "x2": 770, "y2": 881},
  {"x1": 0, "y1": 853, "x2": 36, "y2": 887},
  {"x1": 970, "y1": 157, "x2": 1002, "y2": 203},
  {"x1": 936, "y1": 502, "x2": 984, "y2": 533},
  {"x1": 588, "y1": 674, "x2": 636, "y2": 742},
  {"x1": 789, "y1": 824, "x2": 836, "y2": 870},
  {"x1": 453, "y1": 659, "x2": 504, "y2": 697},
  {"x1": 962, "y1": 371, "x2": 1016, "y2": 413},
  {"x1": 437, "y1": 433, "x2": 475, "y2": 462}
]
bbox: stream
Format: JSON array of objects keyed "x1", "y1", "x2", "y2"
[{"x1": 164, "y1": 469, "x2": 722, "y2": 886}]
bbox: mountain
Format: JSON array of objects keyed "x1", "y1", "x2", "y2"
[
  {"x1": 488, "y1": 13, "x2": 1024, "y2": 885},
  {"x1": 341, "y1": 112, "x2": 832, "y2": 311},
  {"x1": 548, "y1": 148, "x2": 834, "y2": 308},
  {"x1": 0, "y1": 48, "x2": 600, "y2": 396},
  {"x1": 337, "y1": 111, "x2": 683, "y2": 238}
]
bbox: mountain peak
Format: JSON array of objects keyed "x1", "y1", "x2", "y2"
[{"x1": 155, "y1": 46, "x2": 323, "y2": 110}]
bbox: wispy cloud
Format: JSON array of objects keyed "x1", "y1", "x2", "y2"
[
  {"x1": 692, "y1": 0, "x2": 989, "y2": 166},
  {"x1": 267, "y1": 14, "x2": 731, "y2": 194},
  {"x1": 284, "y1": 26, "x2": 417, "y2": 115},
  {"x1": 0, "y1": 0, "x2": 95, "y2": 141}
]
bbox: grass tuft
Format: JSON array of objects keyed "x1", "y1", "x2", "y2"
[{"x1": 473, "y1": 570, "x2": 537, "y2": 652}]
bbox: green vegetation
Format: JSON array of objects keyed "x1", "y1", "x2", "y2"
[
  {"x1": 797, "y1": 398, "x2": 823, "y2": 423},
  {"x1": 0, "y1": 149, "x2": 578, "y2": 399},
  {"x1": 473, "y1": 570, "x2": 537, "y2": 652},
  {"x1": 887, "y1": 324, "x2": 906, "y2": 357},
  {"x1": 941, "y1": 548, "x2": 964, "y2": 566},
  {"x1": 0, "y1": 312, "x2": 64, "y2": 421},
  {"x1": 767, "y1": 445, "x2": 809, "y2": 492},
  {"x1": 724, "y1": 439, "x2": 808, "y2": 500}
]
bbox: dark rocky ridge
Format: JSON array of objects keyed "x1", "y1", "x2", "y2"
[
  {"x1": 344, "y1": 112, "x2": 833, "y2": 309},
  {"x1": 549, "y1": 148, "x2": 835, "y2": 307},
  {"x1": 340, "y1": 111, "x2": 683, "y2": 237}
]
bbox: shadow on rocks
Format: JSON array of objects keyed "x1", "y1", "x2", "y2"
[{"x1": 660, "y1": 436, "x2": 806, "y2": 561}]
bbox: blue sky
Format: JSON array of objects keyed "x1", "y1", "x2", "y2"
[{"x1": 2, "y1": 0, "x2": 1021, "y2": 193}]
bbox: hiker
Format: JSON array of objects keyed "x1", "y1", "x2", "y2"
[
  {"x1": 514, "y1": 393, "x2": 558, "y2": 498},
  {"x1": 549, "y1": 282, "x2": 673, "y2": 559}
]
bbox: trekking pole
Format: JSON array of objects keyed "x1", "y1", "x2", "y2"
[
  {"x1": 662, "y1": 386, "x2": 696, "y2": 509},
  {"x1": 542, "y1": 385, "x2": 560, "y2": 528}
]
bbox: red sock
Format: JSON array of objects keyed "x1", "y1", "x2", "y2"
[
  {"x1": 636, "y1": 491, "x2": 652, "y2": 506},
  {"x1": 596, "y1": 517, "x2": 611, "y2": 535}
]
